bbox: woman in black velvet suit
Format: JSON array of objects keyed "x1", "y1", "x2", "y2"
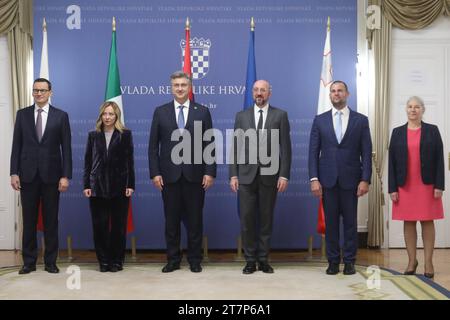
[{"x1": 83, "y1": 101, "x2": 135, "y2": 272}]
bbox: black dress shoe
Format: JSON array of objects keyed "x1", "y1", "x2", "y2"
[
  {"x1": 404, "y1": 260, "x2": 418, "y2": 275},
  {"x1": 242, "y1": 262, "x2": 257, "y2": 274},
  {"x1": 109, "y1": 264, "x2": 119, "y2": 272},
  {"x1": 162, "y1": 263, "x2": 180, "y2": 273},
  {"x1": 18, "y1": 265, "x2": 36, "y2": 275},
  {"x1": 190, "y1": 264, "x2": 202, "y2": 273},
  {"x1": 258, "y1": 262, "x2": 274, "y2": 273},
  {"x1": 343, "y1": 263, "x2": 356, "y2": 275},
  {"x1": 424, "y1": 273, "x2": 434, "y2": 279},
  {"x1": 44, "y1": 264, "x2": 60, "y2": 274},
  {"x1": 110, "y1": 263, "x2": 123, "y2": 272},
  {"x1": 326, "y1": 263, "x2": 339, "y2": 275},
  {"x1": 99, "y1": 264, "x2": 109, "y2": 272}
]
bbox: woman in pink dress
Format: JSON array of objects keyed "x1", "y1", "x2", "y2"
[{"x1": 388, "y1": 96, "x2": 444, "y2": 279}]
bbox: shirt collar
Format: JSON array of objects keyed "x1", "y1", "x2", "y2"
[
  {"x1": 35, "y1": 104, "x2": 49, "y2": 113},
  {"x1": 254, "y1": 104, "x2": 269, "y2": 113},
  {"x1": 174, "y1": 99, "x2": 190, "y2": 109},
  {"x1": 332, "y1": 105, "x2": 349, "y2": 116}
]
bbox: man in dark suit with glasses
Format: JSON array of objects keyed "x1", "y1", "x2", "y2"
[{"x1": 10, "y1": 78, "x2": 72, "y2": 275}]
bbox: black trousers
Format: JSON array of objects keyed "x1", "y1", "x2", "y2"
[
  {"x1": 89, "y1": 196, "x2": 129, "y2": 265},
  {"x1": 161, "y1": 175, "x2": 205, "y2": 265},
  {"x1": 238, "y1": 174, "x2": 278, "y2": 263},
  {"x1": 20, "y1": 174, "x2": 60, "y2": 266}
]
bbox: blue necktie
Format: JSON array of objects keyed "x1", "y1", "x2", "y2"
[
  {"x1": 335, "y1": 111, "x2": 342, "y2": 143},
  {"x1": 177, "y1": 105, "x2": 185, "y2": 129}
]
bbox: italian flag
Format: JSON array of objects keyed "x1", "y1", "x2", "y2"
[{"x1": 106, "y1": 17, "x2": 134, "y2": 233}]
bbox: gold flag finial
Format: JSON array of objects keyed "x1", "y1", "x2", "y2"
[
  {"x1": 43, "y1": 18, "x2": 47, "y2": 31},
  {"x1": 250, "y1": 17, "x2": 255, "y2": 31},
  {"x1": 327, "y1": 16, "x2": 330, "y2": 31},
  {"x1": 112, "y1": 17, "x2": 116, "y2": 31},
  {"x1": 185, "y1": 17, "x2": 190, "y2": 30}
]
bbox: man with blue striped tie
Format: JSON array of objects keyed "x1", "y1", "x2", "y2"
[
  {"x1": 148, "y1": 71, "x2": 216, "y2": 273},
  {"x1": 308, "y1": 80, "x2": 372, "y2": 276}
]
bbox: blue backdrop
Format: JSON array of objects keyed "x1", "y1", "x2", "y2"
[{"x1": 33, "y1": 0, "x2": 358, "y2": 249}]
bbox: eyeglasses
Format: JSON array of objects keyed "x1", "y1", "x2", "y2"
[{"x1": 32, "y1": 89, "x2": 50, "y2": 94}]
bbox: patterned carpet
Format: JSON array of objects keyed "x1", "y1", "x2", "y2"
[{"x1": 0, "y1": 262, "x2": 448, "y2": 300}]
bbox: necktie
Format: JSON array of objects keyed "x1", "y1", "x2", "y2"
[
  {"x1": 36, "y1": 108, "x2": 43, "y2": 142},
  {"x1": 335, "y1": 111, "x2": 342, "y2": 143},
  {"x1": 257, "y1": 110, "x2": 263, "y2": 165},
  {"x1": 257, "y1": 109, "x2": 263, "y2": 130},
  {"x1": 177, "y1": 105, "x2": 185, "y2": 129}
]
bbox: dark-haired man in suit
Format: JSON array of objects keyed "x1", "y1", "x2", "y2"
[
  {"x1": 10, "y1": 78, "x2": 72, "y2": 274},
  {"x1": 308, "y1": 80, "x2": 372, "y2": 275},
  {"x1": 149, "y1": 71, "x2": 216, "y2": 273}
]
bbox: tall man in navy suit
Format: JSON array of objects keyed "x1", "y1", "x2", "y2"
[
  {"x1": 149, "y1": 71, "x2": 216, "y2": 273},
  {"x1": 10, "y1": 78, "x2": 72, "y2": 275},
  {"x1": 308, "y1": 80, "x2": 372, "y2": 275}
]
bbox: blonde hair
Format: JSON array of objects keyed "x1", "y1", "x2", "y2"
[{"x1": 95, "y1": 101, "x2": 126, "y2": 133}]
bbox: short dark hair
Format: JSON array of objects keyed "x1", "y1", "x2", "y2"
[
  {"x1": 330, "y1": 80, "x2": 348, "y2": 92},
  {"x1": 34, "y1": 78, "x2": 52, "y2": 91},
  {"x1": 170, "y1": 71, "x2": 192, "y2": 83}
]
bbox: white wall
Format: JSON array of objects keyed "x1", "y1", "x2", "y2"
[{"x1": 0, "y1": 35, "x2": 16, "y2": 249}]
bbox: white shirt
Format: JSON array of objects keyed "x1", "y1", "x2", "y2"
[
  {"x1": 104, "y1": 130, "x2": 114, "y2": 150},
  {"x1": 332, "y1": 105, "x2": 350, "y2": 138},
  {"x1": 34, "y1": 104, "x2": 49, "y2": 135},
  {"x1": 174, "y1": 99, "x2": 190, "y2": 126},
  {"x1": 254, "y1": 104, "x2": 269, "y2": 129}
]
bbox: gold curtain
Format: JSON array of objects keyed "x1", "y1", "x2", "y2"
[
  {"x1": 383, "y1": 0, "x2": 450, "y2": 29},
  {"x1": 0, "y1": 0, "x2": 33, "y2": 115},
  {"x1": 367, "y1": 0, "x2": 392, "y2": 248},
  {"x1": 0, "y1": 0, "x2": 33, "y2": 250},
  {"x1": 0, "y1": 0, "x2": 18, "y2": 34}
]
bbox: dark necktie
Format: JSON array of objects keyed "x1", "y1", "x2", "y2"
[
  {"x1": 257, "y1": 109, "x2": 263, "y2": 130},
  {"x1": 257, "y1": 109, "x2": 263, "y2": 165},
  {"x1": 36, "y1": 108, "x2": 43, "y2": 142}
]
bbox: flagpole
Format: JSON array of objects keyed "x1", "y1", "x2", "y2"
[
  {"x1": 37, "y1": 17, "x2": 50, "y2": 232},
  {"x1": 183, "y1": 17, "x2": 194, "y2": 101},
  {"x1": 105, "y1": 16, "x2": 134, "y2": 234},
  {"x1": 236, "y1": 17, "x2": 257, "y2": 262},
  {"x1": 316, "y1": 17, "x2": 332, "y2": 239},
  {"x1": 243, "y1": 17, "x2": 256, "y2": 110}
]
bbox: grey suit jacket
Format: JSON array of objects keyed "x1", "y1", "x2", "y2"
[{"x1": 229, "y1": 105, "x2": 291, "y2": 186}]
